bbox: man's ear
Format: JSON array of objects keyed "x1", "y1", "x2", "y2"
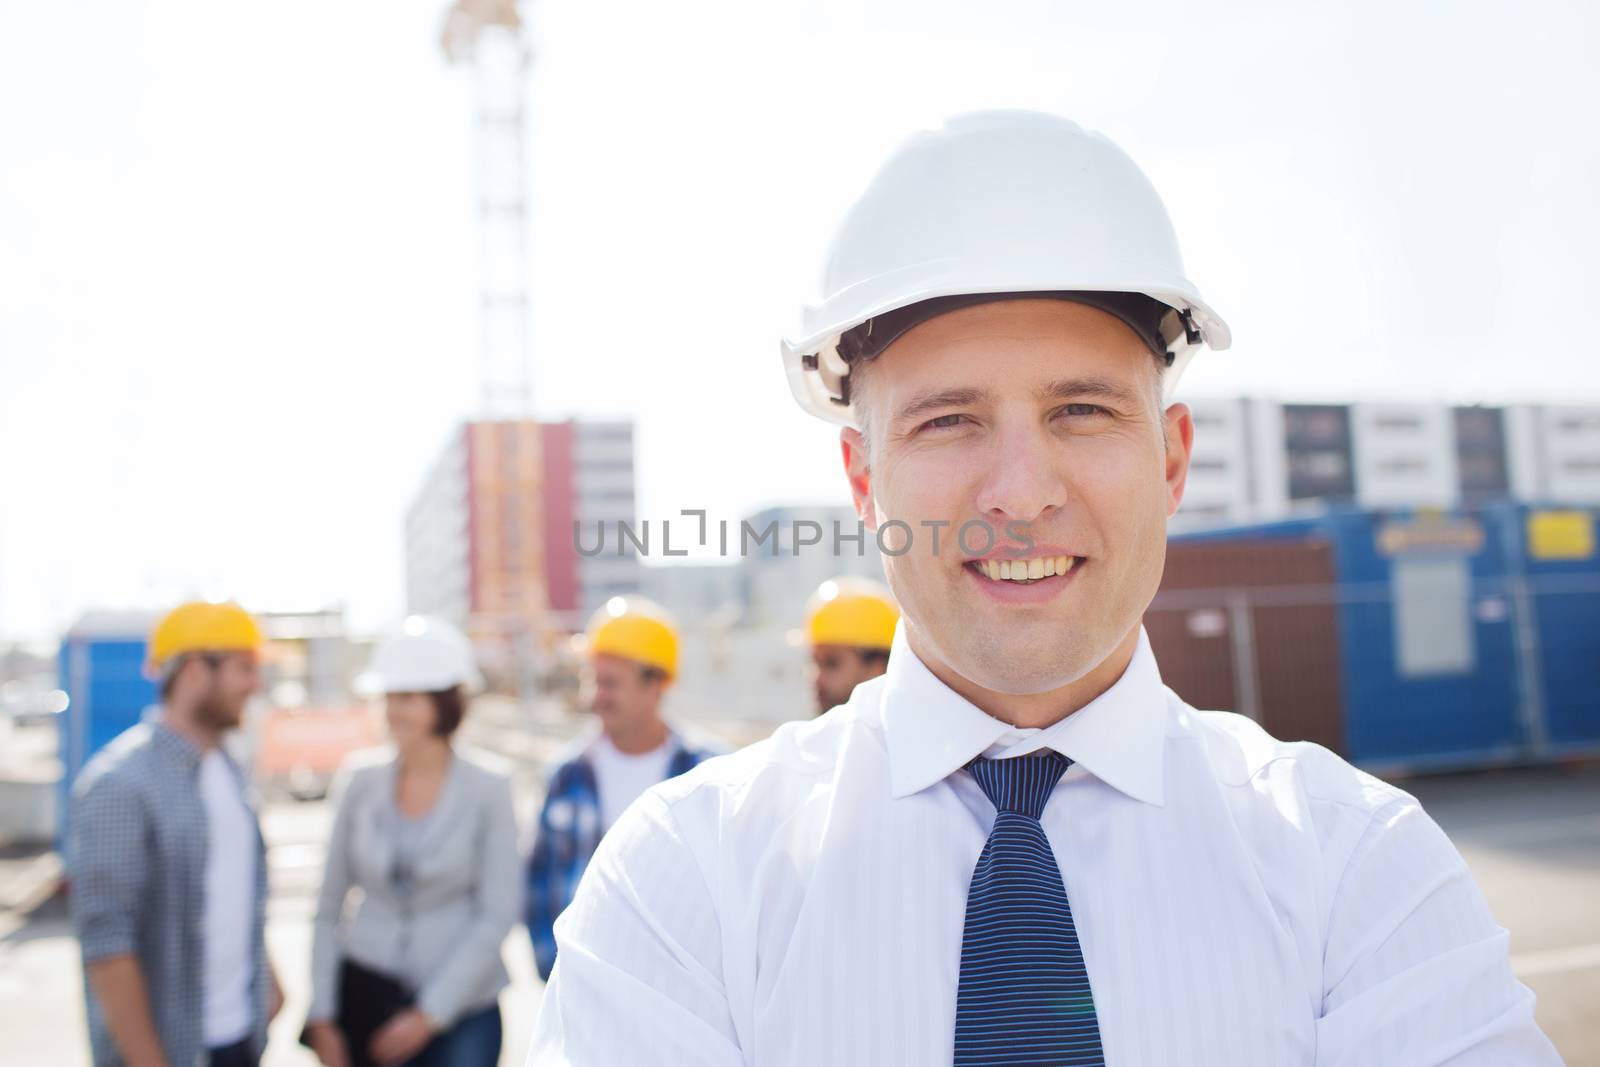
[
  {"x1": 1163, "y1": 402, "x2": 1195, "y2": 518},
  {"x1": 841, "y1": 427, "x2": 877, "y2": 527}
]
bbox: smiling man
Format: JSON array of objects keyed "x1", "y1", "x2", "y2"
[{"x1": 526, "y1": 112, "x2": 1560, "y2": 1066}]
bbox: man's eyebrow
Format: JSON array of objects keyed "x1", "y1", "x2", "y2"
[
  {"x1": 893, "y1": 387, "x2": 990, "y2": 423},
  {"x1": 1039, "y1": 377, "x2": 1145, "y2": 408},
  {"x1": 893, "y1": 377, "x2": 1146, "y2": 422}
]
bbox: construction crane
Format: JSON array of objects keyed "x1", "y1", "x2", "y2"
[
  {"x1": 441, "y1": 0, "x2": 534, "y2": 419},
  {"x1": 439, "y1": 1, "x2": 549, "y2": 698}
]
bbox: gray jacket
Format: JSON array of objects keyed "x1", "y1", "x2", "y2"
[{"x1": 309, "y1": 745, "x2": 522, "y2": 1029}]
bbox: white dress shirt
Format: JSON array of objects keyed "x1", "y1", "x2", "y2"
[{"x1": 527, "y1": 626, "x2": 1560, "y2": 1066}]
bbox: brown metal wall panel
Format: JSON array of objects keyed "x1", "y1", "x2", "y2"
[
  {"x1": 1147, "y1": 539, "x2": 1347, "y2": 755},
  {"x1": 1143, "y1": 608, "x2": 1236, "y2": 714}
]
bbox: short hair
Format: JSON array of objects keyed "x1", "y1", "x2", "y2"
[
  {"x1": 158, "y1": 652, "x2": 225, "y2": 701},
  {"x1": 429, "y1": 685, "x2": 468, "y2": 737},
  {"x1": 159, "y1": 657, "x2": 185, "y2": 701}
]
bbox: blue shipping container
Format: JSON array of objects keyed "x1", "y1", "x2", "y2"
[
  {"x1": 1171, "y1": 502, "x2": 1600, "y2": 772},
  {"x1": 1518, "y1": 504, "x2": 1600, "y2": 754}
]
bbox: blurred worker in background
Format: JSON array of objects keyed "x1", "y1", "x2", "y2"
[
  {"x1": 524, "y1": 596, "x2": 721, "y2": 981},
  {"x1": 805, "y1": 576, "x2": 899, "y2": 714},
  {"x1": 67, "y1": 600, "x2": 282, "y2": 1067},
  {"x1": 304, "y1": 616, "x2": 520, "y2": 1067},
  {"x1": 528, "y1": 111, "x2": 1562, "y2": 1064}
]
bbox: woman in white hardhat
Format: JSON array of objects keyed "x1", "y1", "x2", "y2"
[{"x1": 304, "y1": 617, "x2": 520, "y2": 1067}]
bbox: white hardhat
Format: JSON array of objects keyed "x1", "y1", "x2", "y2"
[
  {"x1": 357, "y1": 615, "x2": 484, "y2": 695},
  {"x1": 782, "y1": 110, "x2": 1231, "y2": 427}
]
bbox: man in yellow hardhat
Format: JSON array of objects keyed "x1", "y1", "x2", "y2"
[
  {"x1": 66, "y1": 600, "x2": 283, "y2": 1067},
  {"x1": 523, "y1": 596, "x2": 722, "y2": 982},
  {"x1": 805, "y1": 576, "x2": 899, "y2": 715}
]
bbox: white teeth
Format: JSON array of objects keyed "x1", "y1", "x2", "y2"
[{"x1": 974, "y1": 556, "x2": 1080, "y2": 581}]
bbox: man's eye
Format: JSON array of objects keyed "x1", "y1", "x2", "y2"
[
  {"x1": 1058, "y1": 403, "x2": 1107, "y2": 418},
  {"x1": 922, "y1": 413, "x2": 966, "y2": 430}
]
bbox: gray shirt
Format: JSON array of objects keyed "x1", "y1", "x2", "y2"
[
  {"x1": 389, "y1": 809, "x2": 432, "y2": 900},
  {"x1": 66, "y1": 718, "x2": 271, "y2": 1067}
]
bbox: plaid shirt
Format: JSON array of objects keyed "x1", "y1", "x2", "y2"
[
  {"x1": 65, "y1": 717, "x2": 271, "y2": 1067},
  {"x1": 525, "y1": 729, "x2": 719, "y2": 980}
]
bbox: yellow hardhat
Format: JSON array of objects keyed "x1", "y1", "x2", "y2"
[
  {"x1": 586, "y1": 596, "x2": 679, "y2": 679},
  {"x1": 806, "y1": 577, "x2": 899, "y2": 650},
  {"x1": 147, "y1": 600, "x2": 265, "y2": 671}
]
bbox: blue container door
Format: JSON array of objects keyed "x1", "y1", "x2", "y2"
[
  {"x1": 1333, "y1": 510, "x2": 1525, "y2": 768},
  {"x1": 1520, "y1": 506, "x2": 1600, "y2": 751}
]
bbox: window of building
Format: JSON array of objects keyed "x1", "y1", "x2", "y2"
[
  {"x1": 1285, "y1": 406, "x2": 1356, "y2": 502},
  {"x1": 1454, "y1": 406, "x2": 1509, "y2": 501},
  {"x1": 582, "y1": 458, "x2": 635, "y2": 474},
  {"x1": 1373, "y1": 414, "x2": 1424, "y2": 432},
  {"x1": 1454, "y1": 407, "x2": 1502, "y2": 447},
  {"x1": 1555, "y1": 414, "x2": 1600, "y2": 434},
  {"x1": 1458, "y1": 453, "x2": 1510, "y2": 499},
  {"x1": 1284, "y1": 405, "x2": 1352, "y2": 446},
  {"x1": 1288, "y1": 448, "x2": 1356, "y2": 501}
]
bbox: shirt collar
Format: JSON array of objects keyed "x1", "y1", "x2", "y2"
[
  {"x1": 879, "y1": 623, "x2": 1167, "y2": 806},
  {"x1": 579, "y1": 721, "x2": 689, "y2": 761},
  {"x1": 147, "y1": 711, "x2": 205, "y2": 770}
]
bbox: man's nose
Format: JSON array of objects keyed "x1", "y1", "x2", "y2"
[{"x1": 972, "y1": 424, "x2": 1067, "y2": 526}]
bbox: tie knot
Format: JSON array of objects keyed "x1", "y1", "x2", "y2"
[{"x1": 965, "y1": 751, "x2": 1071, "y2": 818}]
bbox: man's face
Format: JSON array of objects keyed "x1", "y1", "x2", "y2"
[
  {"x1": 583, "y1": 653, "x2": 664, "y2": 737},
  {"x1": 842, "y1": 299, "x2": 1192, "y2": 696},
  {"x1": 191, "y1": 650, "x2": 262, "y2": 731},
  {"x1": 810, "y1": 644, "x2": 888, "y2": 715}
]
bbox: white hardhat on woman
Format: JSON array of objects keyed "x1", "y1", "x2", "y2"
[
  {"x1": 782, "y1": 109, "x2": 1231, "y2": 426},
  {"x1": 358, "y1": 615, "x2": 484, "y2": 695}
]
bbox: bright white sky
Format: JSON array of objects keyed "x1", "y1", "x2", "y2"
[{"x1": 2, "y1": 0, "x2": 1597, "y2": 642}]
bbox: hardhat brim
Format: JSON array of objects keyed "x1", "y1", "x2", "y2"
[
  {"x1": 782, "y1": 270, "x2": 1230, "y2": 427},
  {"x1": 354, "y1": 668, "x2": 485, "y2": 697}
]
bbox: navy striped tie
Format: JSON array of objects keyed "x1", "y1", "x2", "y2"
[{"x1": 954, "y1": 751, "x2": 1104, "y2": 1066}]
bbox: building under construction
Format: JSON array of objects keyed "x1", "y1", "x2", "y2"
[{"x1": 403, "y1": 418, "x2": 641, "y2": 688}]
